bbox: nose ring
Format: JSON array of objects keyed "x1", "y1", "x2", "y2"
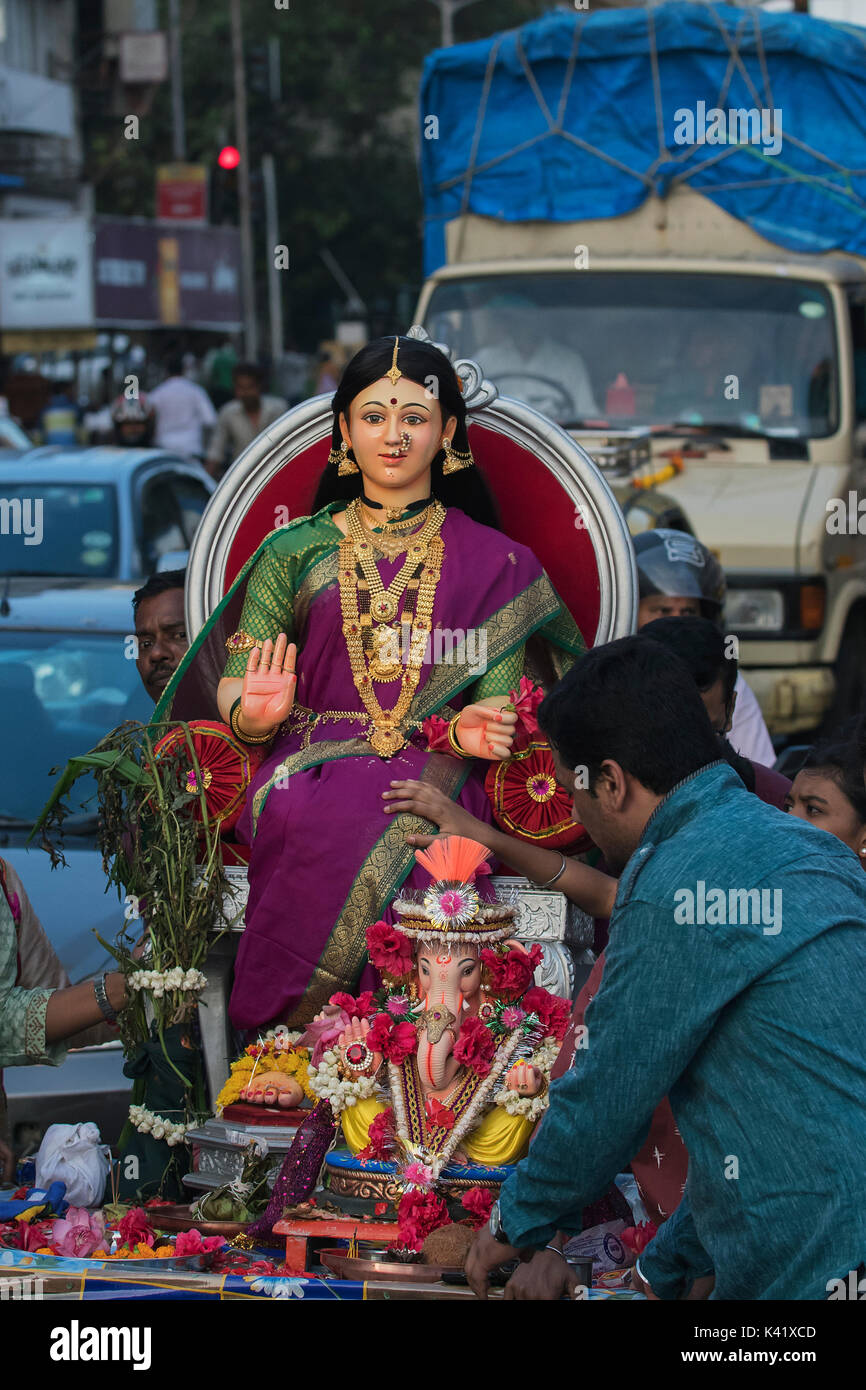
[{"x1": 400, "y1": 430, "x2": 411, "y2": 450}]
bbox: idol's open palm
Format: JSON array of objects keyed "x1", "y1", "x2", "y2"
[{"x1": 241, "y1": 634, "x2": 297, "y2": 734}]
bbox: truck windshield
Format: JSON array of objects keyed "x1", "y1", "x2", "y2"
[{"x1": 423, "y1": 272, "x2": 839, "y2": 438}]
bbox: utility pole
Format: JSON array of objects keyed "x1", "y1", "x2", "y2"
[
  {"x1": 426, "y1": 0, "x2": 482, "y2": 48},
  {"x1": 262, "y1": 154, "x2": 284, "y2": 368},
  {"x1": 168, "y1": 0, "x2": 186, "y2": 161},
  {"x1": 230, "y1": 0, "x2": 258, "y2": 359}
]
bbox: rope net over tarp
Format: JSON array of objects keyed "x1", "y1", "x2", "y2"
[{"x1": 419, "y1": 0, "x2": 866, "y2": 274}]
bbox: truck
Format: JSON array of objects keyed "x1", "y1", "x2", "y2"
[{"x1": 415, "y1": 2, "x2": 866, "y2": 739}]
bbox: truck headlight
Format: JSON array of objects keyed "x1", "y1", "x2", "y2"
[{"x1": 724, "y1": 589, "x2": 785, "y2": 632}]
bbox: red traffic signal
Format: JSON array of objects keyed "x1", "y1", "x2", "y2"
[{"x1": 217, "y1": 145, "x2": 240, "y2": 170}]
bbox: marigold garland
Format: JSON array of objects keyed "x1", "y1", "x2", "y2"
[{"x1": 215, "y1": 1037, "x2": 313, "y2": 1115}]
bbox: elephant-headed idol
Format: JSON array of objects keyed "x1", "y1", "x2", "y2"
[{"x1": 301, "y1": 837, "x2": 571, "y2": 1187}]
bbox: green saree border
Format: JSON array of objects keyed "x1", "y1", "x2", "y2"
[{"x1": 284, "y1": 753, "x2": 473, "y2": 1028}]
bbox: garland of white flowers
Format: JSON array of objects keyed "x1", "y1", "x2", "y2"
[
  {"x1": 127, "y1": 967, "x2": 208, "y2": 998},
  {"x1": 307, "y1": 1046, "x2": 382, "y2": 1115},
  {"x1": 494, "y1": 1036, "x2": 561, "y2": 1122},
  {"x1": 128, "y1": 1103, "x2": 190, "y2": 1146}
]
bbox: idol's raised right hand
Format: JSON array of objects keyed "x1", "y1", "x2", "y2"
[{"x1": 240, "y1": 634, "x2": 297, "y2": 736}]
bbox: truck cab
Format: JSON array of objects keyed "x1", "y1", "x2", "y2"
[{"x1": 416, "y1": 192, "x2": 866, "y2": 738}]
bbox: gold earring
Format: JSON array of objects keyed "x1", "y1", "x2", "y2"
[
  {"x1": 328, "y1": 439, "x2": 359, "y2": 475},
  {"x1": 441, "y1": 436, "x2": 474, "y2": 475}
]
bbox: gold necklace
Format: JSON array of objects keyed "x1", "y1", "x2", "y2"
[
  {"x1": 346, "y1": 499, "x2": 444, "y2": 623},
  {"x1": 360, "y1": 501, "x2": 432, "y2": 533},
  {"x1": 339, "y1": 516, "x2": 445, "y2": 757}
]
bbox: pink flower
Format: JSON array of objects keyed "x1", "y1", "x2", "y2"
[
  {"x1": 394, "y1": 1190, "x2": 450, "y2": 1252},
  {"x1": 480, "y1": 943, "x2": 542, "y2": 1000},
  {"x1": 422, "y1": 714, "x2": 452, "y2": 753},
  {"x1": 329, "y1": 991, "x2": 376, "y2": 1020},
  {"x1": 385, "y1": 994, "x2": 410, "y2": 1016},
  {"x1": 298, "y1": 1004, "x2": 353, "y2": 1067},
  {"x1": 402, "y1": 1161, "x2": 435, "y2": 1192},
  {"x1": 174, "y1": 1229, "x2": 225, "y2": 1258},
  {"x1": 522, "y1": 987, "x2": 571, "y2": 1042},
  {"x1": 367, "y1": 1015, "x2": 417, "y2": 1065},
  {"x1": 500, "y1": 1005, "x2": 526, "y2": 1029},
  {"x1": 51, "y1": 1207, "x2": 106, "y2": 1259},
  {"x1": 452, "y1": 1015, "x2": 497, "y2": 1077},
  {"x1": 365, "y1": 920, "x2": 415, "y2": 978},
  {"x1": 509, "y1": 677, "x2": 545, "y2": 748},
  {"x1": 117, "y1": 1206, "x2": 155, "y2": 1249},
  {"x1": 461, "y1": 1186, "x2": 495, "y2": 1228},
  {"x1": 620, "y1": 1221, "x2": 658, "y2": 1257}
]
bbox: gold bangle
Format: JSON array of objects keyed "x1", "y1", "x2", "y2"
[
  {"x1": 230, "y1": 700, "x2": 275, "y2": 746},
  {"x1": 447, "y1": 712, "x2": 473, "y2": 760}
]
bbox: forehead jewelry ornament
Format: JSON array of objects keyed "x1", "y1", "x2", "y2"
[{"x1": 385, "y1": 335, "x2": 402, "y2": 387}]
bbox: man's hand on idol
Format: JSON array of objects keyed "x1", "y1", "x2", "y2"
[
  {"x1": 455, "y1": 703, "x2": 517, "y2": 760},
  {"x1": 241, "y1": 633, "x2": 297, "y2": 733},
  {"x1": 465, "y1": 1226, "x2": 520, "y2": 1300},
  {"x1": 503, "y1": 1249, "x2": 579, "y2": 1301},
  {"x1": 381, "y1": 779, "x2": 490, "y2": 844}
]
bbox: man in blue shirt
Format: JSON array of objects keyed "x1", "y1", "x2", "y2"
[{"x1": 467, "y1": 636, "x2": 866, "y2": 1300}]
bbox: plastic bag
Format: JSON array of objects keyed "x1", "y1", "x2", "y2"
[{"x1": 34, "y1": 1123, "x2": 111, "y2": 1207}]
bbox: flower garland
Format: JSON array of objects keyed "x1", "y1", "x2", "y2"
[
  {"x1": 127, "y1": 967, "x2": 208, "y2": 998},
  {"x1": 307, "y1": 1047, "x2": 382, "y2": 1116},
  {"x1": 214, "y1": 1035, "x2": 313, "y2": 1115},
  {"x1": 128, "y1": 1104, "x2": 190, "y2": 1147}
]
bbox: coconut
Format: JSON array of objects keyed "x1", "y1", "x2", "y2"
[{"x1": 420, "y1": 1222, "x2": 475, "y2": 1267}]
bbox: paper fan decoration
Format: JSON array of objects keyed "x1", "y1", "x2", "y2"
[
  {"x1": 152, "y1": 720, "x2": 264, "y2": 834},
  {"x1": 485, "y1": 740, "x2": 590, "y2": 852}
]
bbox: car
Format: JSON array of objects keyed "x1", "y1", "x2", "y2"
[
  {"x1": 0, "y1": 580, "x2": 156, "y2": 1154},
  {"x1": 0, "y1": 446, "x2": 214, "y2": 583}
]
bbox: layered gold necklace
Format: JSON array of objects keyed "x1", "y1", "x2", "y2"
[{"x1": 339, "y1": 497, "x2": 446, "y2": 757}]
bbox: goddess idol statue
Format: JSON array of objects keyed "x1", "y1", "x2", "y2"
[{"x1": 154, "y1": 335, "x2": 585, "y2": 1033}]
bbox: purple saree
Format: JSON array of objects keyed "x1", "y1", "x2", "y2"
[{"x1": 154, "y1": 502, "x2": 584, "y2": 1030}]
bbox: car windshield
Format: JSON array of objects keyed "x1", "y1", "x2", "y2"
[
  {"x1": 0, "y1": 483, "x2": 118, "y2": 577},
  {"x1": 423, "y1": 272, "x2": 839, "y2": 438},
  {"x1": 0, "y1": 630, "x2": 152, "y2": 824}
]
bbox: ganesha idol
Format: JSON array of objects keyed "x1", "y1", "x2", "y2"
[{"x1": 298, "y1": 836, "x2": 571, "y2": 1211}]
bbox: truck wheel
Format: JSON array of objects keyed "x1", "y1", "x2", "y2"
[{"x1": 825, "y1": 607, "x2": 866, "y2": 734}]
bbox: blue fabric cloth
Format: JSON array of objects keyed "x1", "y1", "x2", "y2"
[
  {"x1": 498, "y1": 761, "x2": 866, "y2": 1300},
  {"x1": 420, "y1": 2, "x2": 866, "y2": 275}
]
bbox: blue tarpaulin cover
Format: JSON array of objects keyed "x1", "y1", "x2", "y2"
[{"x1": 419, "y1": 1, "x2": 866, "y2": 274}]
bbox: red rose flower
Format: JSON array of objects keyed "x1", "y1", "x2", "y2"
[
  {"x1": 367, "y1": 1015, "x2": 418, "y2": 1064},
  {"x1": 358, "y1": 1107, "x2": 396, "y2": 1160},
  {"x1": 421, "y1": 714, "x2": 452, "y2": 753},
  {"x1": 425, "y1": 1096, "x2": 456, "y2": 1131},
  {"x1": 329, "y1": 990, "x2": 376, "y2": 1019},
  {"x1": 461, "y1": 1186, "x2": 495, "y2": 1229},
  {"x1": 117, "y1": 1206, "x2": 155, "y2": 1250},
  {"x1": 509, "y1": 676, "x2": 545, "y2": 750},
  {"x1": 395, "y1": 1190, "x2": 451, "y2": 1252},
  {"x1": 621, "y1": 1220, "x2": 658, "y2": 1256},
  {"x1": 522, "y1": 986, "x2": 571, "y2": 1041},
  {"x1": 452, "y1": 1015, "x2": 497, "y2": 1077},
  {"x1": 480, "y1": 943, "x2": 542, "y2": 999},
  {"x1": 365, "y1": 920, "x2": 415, "y2": 978}
]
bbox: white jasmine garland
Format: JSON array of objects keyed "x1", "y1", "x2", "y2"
[
  {"x1": 494, "y1": 1035, "x2": 560, "y2": 1121},
  {"x1": 128, "y1": 1103, "x2": 190, "y2": 1147},
  {"x1": 127, "y1": 967, "x2": 208, "y2": 995},
  {"x1": 307, "y1": 1045, "x2": 380, "y2": 1115}
]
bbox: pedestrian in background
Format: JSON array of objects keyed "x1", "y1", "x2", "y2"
[
  {"x1": 205, "y1": 362, "x2": 287, "y2": 480},
  {"x1": 149, "y1": 351, "x2": 217, "y2": 461}
]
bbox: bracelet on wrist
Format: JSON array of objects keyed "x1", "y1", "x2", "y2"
[
  {"x1": 531, "y1": 852, "x2": 567, "y2": 890},
  {"x1": 93, "y1": 972, "x2": 119, "y2": 1025},
  {"x1": 544, "y1": 1243, "x2": 568, "y2": 1261},
  {"x1": 230, "y1": 697, "x2": 274, "y2": 746},
  {"x1": 446, "y1": 713, "x2": 473, "y2": 760}
]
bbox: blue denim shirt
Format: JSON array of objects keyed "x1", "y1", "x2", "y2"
[{"x1": 499, "y1": 761, "x2": 866, "y2": 1299}]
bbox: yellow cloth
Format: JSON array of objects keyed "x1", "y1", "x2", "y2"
[{"x1": 340, "y1": 1095, "x2": 535, "y2": 1167}]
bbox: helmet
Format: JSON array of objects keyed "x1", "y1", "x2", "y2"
[
  {"x1": 111, "y1": 392, "x2": 153, "y2": 424},
  {"x1": 634, "y1": 528, "x2": 726, "y2": 620}
]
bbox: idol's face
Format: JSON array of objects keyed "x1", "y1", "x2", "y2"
[{"x1": 340, "y1": 375, "x2": 456, "y2": 492}]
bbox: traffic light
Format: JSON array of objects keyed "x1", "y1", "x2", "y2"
[
  {"x1": 218, "y1": 145, "x2": 241, "y2": 171},
  {"x1": 212, "y1": 148, "x2": 240, "y2": 224}
]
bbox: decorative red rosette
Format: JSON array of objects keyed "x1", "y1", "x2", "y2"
[
  {"x1": 152, "y1": 720, "x2": 264, "y2": 834},
  {"x1": 485, "y1": 739, "x2": 590, "y2": 851},
  {"x1": 425, "y1": 1096, "x2": 456, "y2": 1132},
  {"x1": 452, "y1": 1015, "x2": 497, "y2": 1078},
  {"x1": 365, "y1": 920, "x2": 415, "y2": 978},
  {"x1": 480, "y1": 943, "x2": 542, "y2": 999}
]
